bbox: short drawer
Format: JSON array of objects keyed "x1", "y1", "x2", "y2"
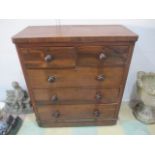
[
  {"x1": 77, "y1": 45, "x2": 129, "y2": 67},
  {"x1": 20, "y1": 47, "x2": 77, "y2": 68},
  {"x1": 33, "y1": 88, "x2": 120, "y2": 104},
  {"x1": 36, "y1": 104, "x2": 117, "y2": 123},
  {"x1": 27, "y1": 67, "x2": 124, "y2": 88}
]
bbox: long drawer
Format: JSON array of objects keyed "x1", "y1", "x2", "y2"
[
  {"x1": 27, "y1": 67, "x2": 124, "y2": 88},
  {"x1": 36, "y1": 104, "x2": 117, "y2": 124},
  {"x1": 33, "y1": 88, "x2": 120, "y2": 104}
]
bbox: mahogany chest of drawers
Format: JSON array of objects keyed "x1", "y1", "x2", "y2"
[{"x1": 12, "y1": 25, "x2": 138, "y2": 127}]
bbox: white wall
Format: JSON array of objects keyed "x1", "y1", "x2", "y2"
[{"x1": 0, "y1": 19, "x2": 155, "y2": 102}]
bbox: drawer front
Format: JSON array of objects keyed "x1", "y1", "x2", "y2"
[
  {"x1": 20, "y1": 45, "x2": 129, "y2": 69},
  {"x1": 36, "y1": 104, "x2": 117, "y2": 123},
  {"x1": 77, "y1": 45, "x2": 129, "y2": 67},
  {"x1": 33, "y1": 88, "x2": 120, "y2": 104},
  {"x1": 20, "y1": 47, "x2": 77, "y2": 68},
  {"x1": 27, "y1": 67, "x2": 124, "y2": 88}
]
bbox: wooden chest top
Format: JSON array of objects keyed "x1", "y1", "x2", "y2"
[{"x1": 12, "y1": 25, "x2": 138, "y2": 43}]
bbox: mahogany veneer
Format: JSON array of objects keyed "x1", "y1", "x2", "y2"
[{"x1": 12, "y1": 25, "x2": 138, "y2": 127}]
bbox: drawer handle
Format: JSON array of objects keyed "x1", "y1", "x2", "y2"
[
  {"x1": 96, "y1": 93, "x2": 102, "y2": 101},
  {"x1": 97, "y1": 74, "x2": 105, "y2": 81},
  {"x1": 99, "y1": 53, "x2": 106, "y2": 60},
  {"x1": 51, "y1": 95, "x2": 58, "y2": 103},
  {"x1": 52, "y1": 111, "x2": 60, "y2": 118},
  {"x1": 48, "y1": 76, "x2": 56, "y2": 83},
  {"x1": 44, "y1": 54, "x2": 53, "y2": 62},
  {"x1": 93, "y1": 110, "x2": 100, "y2": 117}
]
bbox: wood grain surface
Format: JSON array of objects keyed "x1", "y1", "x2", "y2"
[{"x1": 12, "y1": 25, "x2": 138, "y2": 127}]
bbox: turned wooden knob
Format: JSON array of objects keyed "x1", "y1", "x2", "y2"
[
  {"x1": 48, "y1": 76, "x2": 56, "y2": 83},
  {"x1": 44, "y1": 54, "x2": 53, "y2": 62},
  {"x1": 51, "y1": 95, "x2": 58, "y2": 103},
  {"x1": 97, "y1": 74, "x2": 105, "y2": 81},
  {"x1": 93, "y1": 110, "x2": 100, "y2": 117},
  {"x1": 99, "y1": 53, "x2": 106, "y2": 60},
  {"x1": 52, "y1": 111, "x2": 60, "y2": 118},
  {"x1": 96, "y1": 93, "x2": 102, "y2": 101}
]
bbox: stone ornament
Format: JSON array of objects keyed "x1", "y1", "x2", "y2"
[
  {"x1": 133, "y1": 71, "x2": 155, "y2": 124},
  {"x1": 0, "y1": 110, "x2": 2, "y2": 120},
  {"x1": 4, "y1": 81, "x2": 32, "y2": 114},
  {"x1": 0, "y1": 102, "x2": 5, "y2": 120}
]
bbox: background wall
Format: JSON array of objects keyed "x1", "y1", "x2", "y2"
[{"x1": 0, "y1": 19, "x2": 155, "y2": 102}]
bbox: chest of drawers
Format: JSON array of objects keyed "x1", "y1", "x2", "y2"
[{"x1": 12, "y1": 25, "x2": 138, "y2": 127}]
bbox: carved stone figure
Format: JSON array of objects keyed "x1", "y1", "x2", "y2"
[
  {"x1": 0, "y1": 102, "x2": 5, "y2": 120},
  {"x1": 0, "y1": 110, "x2": 2, "y2": 120},
  {"x1": 132, "y1": 71, "x2": 155, "y2": 124},
  {"x1": 4, "y1": 81, "x2": 32, "y2": 114}
]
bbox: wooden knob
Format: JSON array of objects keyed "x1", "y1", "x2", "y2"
[
  {"x1": 44, "y1": 54, "x2": 53, "y2": 62},
  {"x1": 52, "y1": 111, "x2": 60, "y2": 118},
  {"x1": 99, "y1": 53, "x2": 106, "y2": 60},
  {"x1": 96, "y1": 93, "x2": 102, "y2": 101},
  {"x1": 51, "y1": 95, "x2": 58, "y2": 103},
  {"x1": 93, "y1": 110, "x2": 100, "y2": 117},
  {"x1": 97, "y1": 75, "x2": 105, "y2": 81},
  {"x1": 48, "y1": 76, "x2": 56, "y2": 83}
]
